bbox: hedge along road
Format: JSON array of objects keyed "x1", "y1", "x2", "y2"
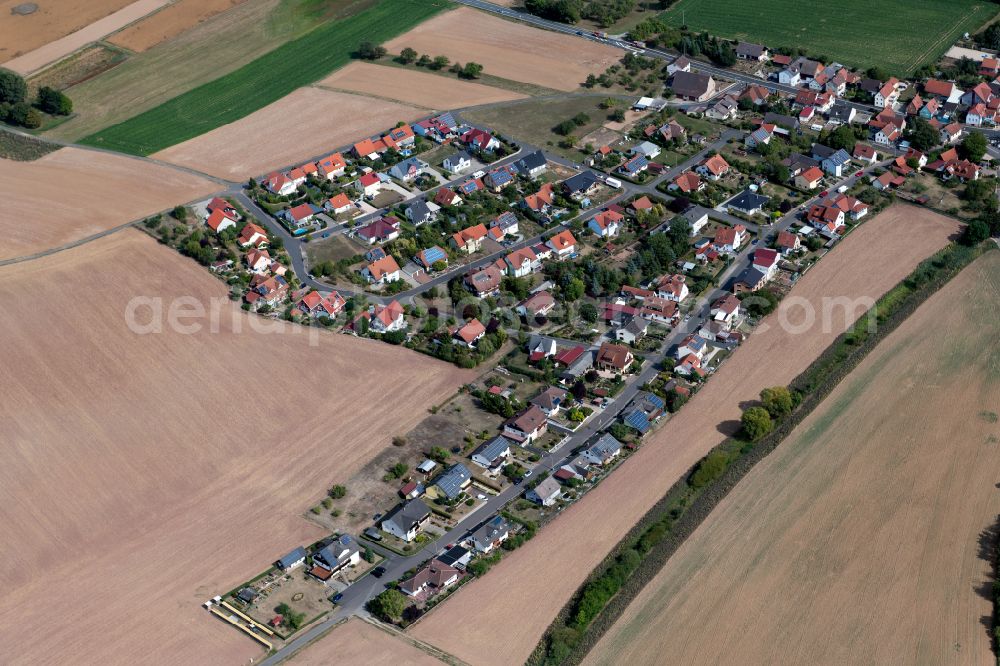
[{"x1": 79, "y1": 0, "x2": 449, "y2": 156}]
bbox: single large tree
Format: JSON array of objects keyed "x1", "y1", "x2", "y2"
[
  {"x1": 741, "y1": 406, "x2": 774, "y2": 442},
  {"x1": 959, "y1": 131, "x2": 988, "y2": 163}
]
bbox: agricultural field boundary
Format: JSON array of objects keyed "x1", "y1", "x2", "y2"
[
  {"x1": 80, "y1": 0, "x2": 448, "y2": 155},
  {"x1": 528, "y1": 239, "x2": 995, "y2": 665}
]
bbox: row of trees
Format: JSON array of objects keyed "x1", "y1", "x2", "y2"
[
  {"x1": 0, "y1": 68, "x2": 72, "y2": 129},
  {"x1": 523, "y1": 0, "x2": 634, "y2": 27}
]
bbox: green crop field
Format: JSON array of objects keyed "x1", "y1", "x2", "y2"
[
  {"x1": 81, "y1": 0, "x2": 448, "y2": 155},
  {"x1": 661, "y1": 0, "x2": 996, "y2": 75}
]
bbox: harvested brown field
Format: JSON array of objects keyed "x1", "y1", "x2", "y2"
[
  {"x1": 316, "y1": 61, "x2": 527, "y2": 110},
  {"x1": 107, "y1": 0, "x2": 247, "y2": 52},
  {"x1": 0, "y1": 230, "x2": 469, "y2": 665},
  {"x1": 0, "y1": 146, "x2": 215, "y2": 261},
  {"x1": 0, "y1": 0, "x2": 133, "y2": 63},
  {"x1": 409, "y1": 205, "x2": 962, "y2": 665},
  {"x1": 383, "y1": 7, "x2": 620, "y2": 92},
  {"x1": 152, "y1": 87, "x2": 428, "y2": 180},
  {"x1": 26, "y1": 43, "x2": 128, "y2": 92},
  {"x1": 1, "y1": 0, "x2": 170, "y2": 74},
  {"x1": 587, "y1": 250, "x2": 1000, "y2": 666},
  {"x1": 291, "y1": 619, "x2": 445, "y2": 665}
]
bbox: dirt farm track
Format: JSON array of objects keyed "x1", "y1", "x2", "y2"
[
  {"x1": 587, "y1": 250, "x2": 1000, "y2": 666},
  {"x1": 0, "y1": 231, "x2": 470, "y2": 665},
  {"x1": 410, "y1": 206, "x2": 962, "y2": 665}
]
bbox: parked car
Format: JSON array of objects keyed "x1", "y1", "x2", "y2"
[
  {"x1": 332, "y1": 593, "x2": 344, "y2": 603},
  {"x1": 372, "y1": 566, "x2": 387, "y2": 578},
  {"x1": 854, "y1": 170, "x2": 864, "y2": 177},
  {"x1": 364, "y1": 527, "x2": 383, "y2": 541},
  {"x1": 819, "y1": 190, "x2": 829, "y2": 197}
]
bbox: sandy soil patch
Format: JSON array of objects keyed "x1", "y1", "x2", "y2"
[
  {"x1": 383, "y1": 7, "x2": 619, "y2": 92},
  {"x1": 107, "y1": 0, "x2": 247, "y2": 52},
  {"x1": 409, "y1": 205, "x2": 962, "y2": 665},
  {"x1": 0, "y1": 146, "x2": 215, "y2": 261},
  {"x1": 0, "y1": 0, "x2": 132, "y2": 62},
  {"x1": 291, "y1": 619, "x2": 445, "y2": 665},
  {"x1": 0, "y1": 230, "x2": 470, "y2": 665},
  {"x1": 317, "y1": 61, "x2": 526, "y2": 110},
  {"x1": 152, "y1": 87, "x2": 428, "y2": 180},
  {"x1": 587, "y1": 250, "x2": 1000, "y2": 666},
  {"x1": 2, "y1": 0, "x2": 170, "y2": 74}
]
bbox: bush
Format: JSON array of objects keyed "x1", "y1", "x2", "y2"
[
  {"x1": 689, "y1": 450, "x2": 729, "y2": 489},
  {"x1": 760, "y1": 386, "x2": 793, "y2": 418},
  {"x1": 741, "y1": 406, "x2": 773, "y2": 441},
  {"x1": 329, "y1": 484, "x2": 347, "y2": 499},
  {"x1": 0, "y1": 68, "x2": 27, "y2": 105},
  {"x1": 367, "y1": 589, "x2": 407, "y2": 621},
  {"x1": 36, "y1": 86, "x2": 72, "y2": 115}
]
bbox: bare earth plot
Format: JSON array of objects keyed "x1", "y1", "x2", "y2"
[
  {"x1": 0, "y1": 230, "x2": 470, "y2": 665},
  {"x1": 0, "y1": 147, "x2": 215, "y2": 261},
  {"x1": 409, "y1": 206, "x2": 962, "y2": 666},
  {"x1": 107, "y1": 0, "x2": 247, "y2": 52},
  {"x1": 383, "y1": 7, "x2": 619, "y2": 92},
  {"x1": 0, "y1": 0, "x2": 133, "y2": 63},
  {"x1": 317, "y1": 61, "x2": 527, "y2": 110},
  {"x1": 152, "y1": 87, "x2": 428, "y2": 180},
  {"x1": 586, "y1": 250, "x2": 1000, "y2": 666},
  {"x1": 290, "y1": 619, "x2": 445, "y2": 665},
  {"x1": 1, "y1": 0, "x2": 170, "y2": 75}
]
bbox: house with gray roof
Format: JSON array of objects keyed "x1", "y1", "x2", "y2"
[
  {"x1": 516, "y1": 150, "x2": 548, "y2": 177},
  {"x1": 821, "y1": 148, "x2": 852, "y2": 177},
  {"x1": 582, "y1": 433, "x2": 623, "y2": 466},
  {"x1": 726, "y1": 190, "x2": 770, "y2": 216},
  {"x1": 526, "y1": 476, "x2": 562, "y2": 506},
  {"x1": 443, "y1": 151, "x2": 473, "y2": 174},
  {"x1": 406, "y1": 199, "x2": 437, "y2": 226},
  {"x1": 434, "y1": 463, "x2": 472, "y2": 499},
  {"x1": 276, "y1": 546, "x2": 307, "y2": 571},
  {"x1": 671, "y1": 71, "x2": 716, "y2": 101},
  {"x1": 388, "y1": 157, "x2": 426, "y2": 181},
  {"x1": 471, "y1": 436, "x2": 512, "y2": 470},
  {"x1": 314, "y1": 535, "x2": 360, "y2": 574},
  {"x1": 381, "y1": 498, "x2": 431, "y2": 541},
  {"x1": 470, "y1": 515, "x2": 510, "y2": 553}
]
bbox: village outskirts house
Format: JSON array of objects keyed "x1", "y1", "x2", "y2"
[
  {"x1": 595, "y1": 342, "x2": 634, "y2": 375},
  {"x1": 526, "y1": 476, "x2": 562, "y2": 506},
  {"x1": 469, "y1": 516, "x2": 510, "y2": 554},
  {"x1": 503, "y1": 405, "x2": 549, "y2": 444},
  {"x1": 471, "y1": 436, "x2": 512, "y2": 472},
  {"x1": 380, "y1": 498, "x2": 431, "y2": 542},
  {"x1": 671, "y1": 71, "x2": 716, "y2": 102},
  {"x1": 582, "y1": 433, "x2": 623, "y2": 466}
]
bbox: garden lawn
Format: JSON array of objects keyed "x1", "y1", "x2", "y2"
[
  {"x1": 660, "y1": 0, "x2": 995, "y2": 75},
  {"x1": 80, "y1": 0, "x2": 447, "y2": 155}
]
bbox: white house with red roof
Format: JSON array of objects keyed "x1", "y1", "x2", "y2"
[
  {"x1": 298, "y1": 290, "x2": 346, "y2": 318},
  {"x1": 317, "y1": 153, "x2": 347, "y2": 179},
  {"x1": 246, "y1": 248, "x2": 271, "y2": 274},
  {"x1": 462, "y1": 128, "x2": 500, "y2": 151},
  {"x1": 939, "y1": 122, "x2": 963, "y2": 144},
  {"x1": 325, "y1": 193, "x2": 354, "y2": 215},
  {"x1": 652, "y1": 274, "x2": 689, "y2": 302},
  {"x1": 713, "y1": 225, "x2": 745, "y2": 254},
  {"x1": 547, "y1": 230, "x2": 577, "y2": 259},
  {"x1": 776, "y1": 230, "x2": 801, "y2": 255},
  {"x1": 362, "y1": 255, "x2": 401, "y2": 284},
  {"x1": 370, "y1": 300, "x2": 406, "y2": 333},
  {"x1": 752, "y1": 247, "x2": 781, "y2": 278},
  {"x1": 669, "y1": 171, "x2": 704, "y2": 193},
  {"x1": 356, "y1": 172, "x2": 382, "y2": 197},
  {"x1": 874, "y1": 78, "x2": 900, "y2": 108},
  {"x1": 205, "y1": 208, "x2": 236, "y2": 234},
  {"x1": 263, "y1": 171, "x2": 297, "y2": 196},
  {"x1": 696, "y1": 154, "x2": 730, "y2": 181},
  {"x1": 238, "y1": 223, "x2": 268, "y2": 248}
]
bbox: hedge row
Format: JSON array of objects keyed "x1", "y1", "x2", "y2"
[{"x1": 529, "y1": 240, "x2": 993, "y2": 665}]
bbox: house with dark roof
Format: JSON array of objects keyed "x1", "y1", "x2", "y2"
[
  {"x1": 735, "y1": 41, "x2": 768, "y2": 61},
  {"x1": 443, "y1": 151, "x2": 473, "y2": 174},
  {"x1": 399, "y1": 558, "x2": 460, "y2": 597},
  {"x1": 433, "y1": 463, "x2": 472, "y2": 500},
  {"x1": 381, "y1": 499, "x2": 431, "y2": 541},
  {"x1": 406, "y1": 199, "x2": 437, "y2": 225},
  {"x1": 276, "y1": 547, "x2": 308, "y2": 571},
  {"x1": 503, "y1": 405, "x2": 549, "y2": 444},
  {"x1": 671, "y1": 71, "x2": 716, "y2": 101},
  {"x1": 563, "y1": 171, "x2": 600, "y2": 198},
  {"x1": 530, "y1": 386, "x2": 568, "y2": 417},
  {"x1": 388, "y1": 157, "x2": 426, "y2": 181},
  {"x1": 732, "y1": 265, "x2": 769, "y2": 293},
  {"x1": 470, "y1": 516, "x2": 510, "y2": 553},
  {"x1": 471, "y1": 436, "x2": 512, "y2": 470},
  {"x1": 313, "y1": 535, "x2": 360, "y2": 575},
  {"x1": 583, "y1": 433, "x2": 623, "y2": 465},
  {"x1": 516, "y1": 150, "x2": 547, "y2": 177},
  {"x1": 437, "y1": 544, "x2": 472, "y2": 569},
  {"x1": 726, "y1": 190, "x2": 769, "y2": 215}
]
